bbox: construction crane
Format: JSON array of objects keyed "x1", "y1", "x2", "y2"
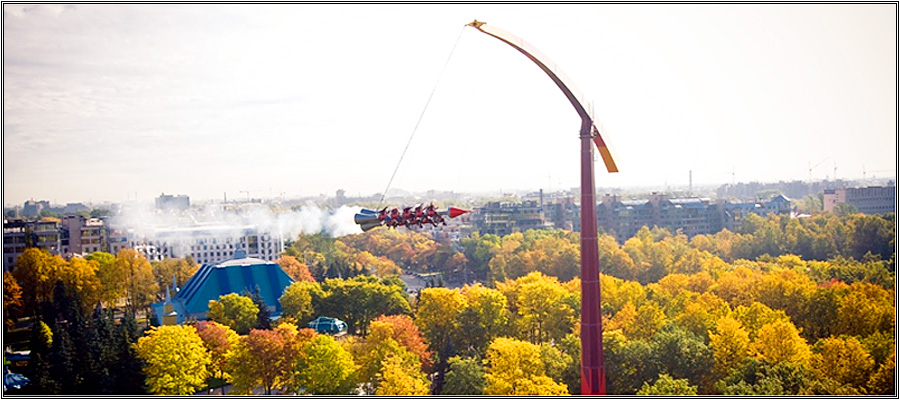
[{"x1": 808, "y1": 157, "x2": 830, "y2": 183}]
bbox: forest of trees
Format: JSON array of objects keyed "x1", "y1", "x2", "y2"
[{"x1": 3, "y1": 210, "x2": 894, "y2": 395}]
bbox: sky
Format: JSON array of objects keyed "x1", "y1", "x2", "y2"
[{"x1": 3, "y1": 3, "x2": 897, "y2": 207}]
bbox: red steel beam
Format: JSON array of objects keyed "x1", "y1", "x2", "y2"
[{"x1": 466, "y1": 20, "x2": 614, "y2": 395}]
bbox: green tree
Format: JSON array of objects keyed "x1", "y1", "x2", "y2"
[
  {"x1": 133, "y1": 325, "x2": 210, "y2": 395},
  {"x1": 319, "y1": 275, "x2": 411, "y2": 336},
  {"x1": 637, "y1": 373, "x2": 698, "y2": 395},
  {"x1": 207, "y1": 293, "x2": 259, "y2": 335},
  {"x1": 441, "y1": 356, "x2": 485, "y2": 395},
  {"x1": 279, "y1": 280, "x2": 324, "y2": 323},
  {"x1": 293, "y1": 334, "x2": 358, "y2": 394}
]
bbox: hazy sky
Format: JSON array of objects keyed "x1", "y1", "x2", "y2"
[{"x1": 3, "y1": 4, "x2": 896, "y2": 206}]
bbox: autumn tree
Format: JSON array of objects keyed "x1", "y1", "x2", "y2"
[
  {"x1": 12, "y1": 247, "x2": 64, "y2": 315},
  {"x1": 514, "y1": 272, "x2": 576, "y2": 343},
  {"x1": 226, "y1": 325, "x2": 306, "y2": 395},
  {"x1": 59, "y1": 257, "x2": 102, "y2": 314},
  {"x1": 458, "y1": 283, "x2": 510, "y2": 355},
  {"x1": 416, "y1": 287, "x2": 466, "y2": 362},
  {"x1": 709, "y1": 316, "x2": 751, "y2": 375},
  {"x1": 371, "y1": 314, "x2": 433, "y2": 372},
  {"x1": 114, "y1": 249, "x2": 158, "y2": 317},
  {"x1": 276, "y1": 255, "x2": 315, "y2": 282},
  {"x1": 375, "y1": 351, "x2": 431, "y2": 395},
  {"x1": 483, "y1": 337, "x2": 568, "y2": 395},
  {"x1": 4, "y1": 272, "x2": 23, "y2": 328},
  {"x1": 293, "y1": 334, "x2": 358, "y2": 394},
  {"x1": 751, "y1": 319, "x2": 811, "y2": 367},
  {"x1": 133, "y1": 325, "x2": 210, "y2": 395},
  {"x1": 810, "y1": 336, "x2": 875, "y2": 391},
  {"x1": 207, "y1": 293, "x2": 258, "y2": 335},
  {"x1": 86, "y1": 251, "x2": 120, "y2": 307},
  {"x1": 193, "y1": 321, "x2": 239, "y2": 393},
  {"x1": 151, "y1": 257, "x2": 198, "y2": 295}
]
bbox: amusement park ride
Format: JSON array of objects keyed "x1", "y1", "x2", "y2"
[{"x1": 356, "y1": 20, "x2": 619, "y2": 395}]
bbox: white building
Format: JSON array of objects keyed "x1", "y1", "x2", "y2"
[{"x1": 128, "y1": 225, "x2": 283, "y2": 265}]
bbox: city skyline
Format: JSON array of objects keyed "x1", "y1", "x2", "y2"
[{"x1": 4, "y1": 4, "x2": 897, "y2": 206}]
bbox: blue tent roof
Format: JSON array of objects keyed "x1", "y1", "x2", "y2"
[{"x1": 151, "y1": 251, "x2": 294, "y2": 324}]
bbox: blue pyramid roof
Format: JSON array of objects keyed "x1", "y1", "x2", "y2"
[{"x1": 152, "y1": 252, "x2": 295, "y2": 324}]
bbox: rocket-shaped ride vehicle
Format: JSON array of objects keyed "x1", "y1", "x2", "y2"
[{"x1": 354, "y1": 204, "x2": 470, "y2": 232}]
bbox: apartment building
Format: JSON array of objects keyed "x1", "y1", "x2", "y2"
[{"x1": 823, "y1": 185, "x2": 896, "y2": 215}]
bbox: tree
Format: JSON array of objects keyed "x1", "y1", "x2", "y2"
[
  {"x1": 811, "y1": 336, "x2": 875, "y2": 390},
  {"x1": 151, "y1": 257, "x2": 197, "y2": 295},
  {"x1": 226, "y1": 325, "x2": 305, "y2": 395},
  {"x1": 652, "y1": 323, "x2": 715, "y2": 392},
  {"x1": 207, "y1": 293, "x2": 259, "y2": 335},
  {"x1": 245, "y1": 287, "x2": 271, "y2": 330},
  {"x1": 751, "y1": 319, "x2": 811, "y2": 366},
  {"x1": 12, "y1": 247, "x2": 64, "y2": 315},
  {"x1": 637, "y1": 373, "x2": 698, "y2": 395},
  {"x1": 279, "y1": 280, "x2": 324, "y2": 323},
  {"x1": 319, "y1": 275, "x2": 411, "y2": 336},
  {"x1": 375, "y1": 351, "x2": 430, "y2": 395},
  {"x1": 441, "y1": 356, "x2": 485, "y2": 395},
  {"x1": 371, "y1": 314, "x2": 433, "y2": 372},
  {"x1": 59, "y1": 257, "x2": 102, "y2": 314},
  {"x1": 709, "y1": 316, "x2": 751, "y2": 375},
  {"x1": 293, "y1": 334, "x2": 358, "y2": 394},
  {"x1": 602, "y1": 330, "x2": 658, "y2": 394},
  {"x1": 459, "y1": 283, "x2": 510, "y2": 355},
  {"x1": 276, "y1": 255, "x2": 315, "y2": 282},
  {"x1": 483, "y1": 337, "x2": 568, "y2": 395},
  {"x1": 514, "y1": 272, "x2": 576, "y2": 343},
  {"x1": 867, "y1": 351, "x2": 895, "y2": 395},
  {"x1": 133, "y1": 325, "x2": 210, "y2": 395},
  {"x1": 86, "y1": 251, "x2": 119, "y2": 307},
  {"x1": 415, "y1": 287, "x2": 466, "y2": 360},
  {"x1": 114, "y1": 249, "x2": 158, "y2": 317},
  {"x1": 4, "y1": 271, "x2": 23, "y2": 328},
  {"x1": 193, "y1": 321, "x2": 239, "y2": 393}
]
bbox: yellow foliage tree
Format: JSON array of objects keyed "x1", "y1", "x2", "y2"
[
  {"x1": 709, "y1": 317, "x2": 751, "y2": 374},
  {"x1": 375, "y1": 351, "x2": 430, "y2": 395},
  {"x1": 415, "y1": 287, "x2": 466, "y2": 354},
  {"x1": 483, "y1": 337, "x2": 568, "y2": 395},
  {"x1": 134, "y1": 325, "x2": 211, "y2": 395},
  {"x1": 114, "y1": 249, "x2": 158, "y2": 315},
  {"x1": 751, "y1": 319, "x2": 811, "y2": 366},
  {"x1": 811, "y1": 336, "x2": 875, "y2": 390}
]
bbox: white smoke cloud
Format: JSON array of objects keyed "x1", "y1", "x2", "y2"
[{"x1": 110, "y1": 202, "x2": 364, "y2": 247}]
